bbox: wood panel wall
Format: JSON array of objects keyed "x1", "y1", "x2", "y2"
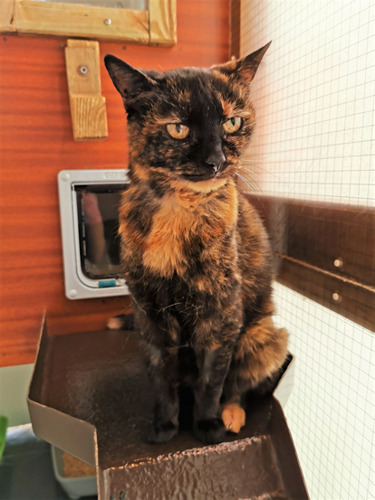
[{"x1": 0, "y1": 0, "x2": 230, "y2": 367}]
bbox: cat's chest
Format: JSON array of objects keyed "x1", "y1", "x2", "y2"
[{"x1": 128, "y1": 185, "x2": 238, "y2": 278}]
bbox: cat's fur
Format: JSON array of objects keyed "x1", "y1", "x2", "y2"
[{"x1": 105, "y1": 43, "x2": 288, "y2": 444}]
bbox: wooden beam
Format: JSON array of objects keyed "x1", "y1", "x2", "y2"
[
  {"x1": 247, "y1": 194, "x2": 375, "y2": 332},
  {"x1": 65, "y1": 39, "x2": 108, "y2": 141},
  {"x1": 0, "y1": 0, "x2": 16, "y2": 32},
  {"x1": 13, "y1": 0, "x2": 149, "y2": 43},
  {"x1": 149, "y1": 0, "x2": 177, "y2": 46},
  {"x1": 230, "y1": 0, "x2": 241, "y2": 58}
]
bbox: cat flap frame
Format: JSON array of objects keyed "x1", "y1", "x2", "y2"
[
  {"x1": 58, "y1": 169, "x2": 130, "y2": 300},
  {"x1": 0, "y1": 0, "x2": 177, "y2": 46}
]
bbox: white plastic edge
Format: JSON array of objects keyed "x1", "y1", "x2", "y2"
[{"x1": 57, "y1": 169, "x2": 130, "y2": 300}]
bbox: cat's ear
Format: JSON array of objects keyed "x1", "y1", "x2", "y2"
[
  {"x1": 212, "y1": 41, "x2": 271, "y2": 83},
  {"x1": 104, "y1": 55, "x2": 156, "y2": 100}
]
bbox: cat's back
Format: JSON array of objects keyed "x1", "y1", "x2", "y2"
[
  {"x1": 237, "y1": 192, "x2": 274, "y2": 305},
  {"x1": 237, "y1": 192, "x2": 270, "y2": 245}
]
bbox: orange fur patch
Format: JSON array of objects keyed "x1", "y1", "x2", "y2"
[
  {"x1": 143, "y1": 193, "x2": 190, "y2": 277},
  {"x1": 222, "y1": 403, "x2": 246, "y2": 433},
  {"x1": 142, "y1": 181, "x2": 238, "y2": 277},
  {"x1": 194, "y1": 276, "x2": 214, "y2": 294},
  {"x1": 211, "y1": 69, "x2": 231, "y2": 86},
  {"x1": 132, "y1": 164, "x2": 150, "y2": 182},
  {"x1": 219, "y1": 98, "x2": 254, "y2": 121},
  {"x1": 118, "y1": 187, "x2": 147, "y2": 256},
  {"x1": 221, "y1": 98, "x2": 233, "y2": 118}
]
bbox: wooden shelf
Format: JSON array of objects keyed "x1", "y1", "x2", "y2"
[{"x1": 28, "y1": 315, "x2": 308, "y2": 499}]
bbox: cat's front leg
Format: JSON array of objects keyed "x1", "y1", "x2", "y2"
[
  {"x1": 193, "y1": 343, "x2": 233, "y2": 444},
  {"x1": 145, "y1": 343, "x2": 180, "y2": 443},
  {"x1": 135, "y1": 306, "x2": 180, "y2": 443}
]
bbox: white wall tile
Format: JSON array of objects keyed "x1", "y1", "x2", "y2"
[
  {"x1": 241, "y1": 3, "x2": 374, "y2": 496},
  {"x1": 241, "y1": 0, "x2": 375, "y2": 207}
]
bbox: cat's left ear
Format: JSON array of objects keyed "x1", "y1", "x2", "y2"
[
  {"x1": 212, "y1": 41, "x2": 271, "y2": 83},
  {"x1": 104, "y1": 54, "x2": 157, "y2": 100}
]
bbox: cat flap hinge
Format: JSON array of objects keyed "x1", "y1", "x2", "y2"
[{"x1": 65, "y1": 39, "x2": 108, "y2": 141}]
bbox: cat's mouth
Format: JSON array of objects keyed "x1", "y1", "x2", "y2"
[
  {"x1": 182, "y1": 166, "x2": 227, "y2": 182},
  {"x1": 183, "y1": 172, "x2": 217, "y2": 182},
  {"x1": 178, "y1": 168, "x2": 231, "y2": 193}
]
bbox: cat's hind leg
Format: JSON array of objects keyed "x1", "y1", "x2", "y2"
[{"x1": 220, "y1": 316, "x2": 288, "y2": 434}]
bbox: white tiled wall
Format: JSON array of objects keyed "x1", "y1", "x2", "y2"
[
  {"x1": 241, "y1": 0, "x2": 374, "y2": 207},
  {"x1": 274, "y1": 284, "x2": 375, "y2": 500},
  {"x1": 241, "y1": 1, "x2": 375, "y2": 498}
]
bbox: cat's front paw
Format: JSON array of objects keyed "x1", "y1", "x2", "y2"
[
  {"x1": 149, "y1": 420, "x2": 178, "y2": 443},
  {"x1": 194, "y1": 418, "x2": 225, "y2": 444},
  {"x1": 221, "y1": 403, "x2": 246, "y2": 433}
]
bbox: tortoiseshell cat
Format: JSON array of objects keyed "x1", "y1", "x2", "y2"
[{"x1": 105, "y1": 43, "x2": 288, "y2": 444}]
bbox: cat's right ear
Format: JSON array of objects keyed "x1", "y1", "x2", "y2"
[
  {"x1": 104, "y1": 55, "x2": 156, "y2": 100},
  {"x1": 212, "y1": 42, "x2": 271, "y2": 83}
]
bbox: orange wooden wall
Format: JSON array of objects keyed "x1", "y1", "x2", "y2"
[{"x1": 0, "y1": 0, "x2": 230, "y2": 367}]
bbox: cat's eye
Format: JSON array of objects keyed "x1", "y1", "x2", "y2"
[
  {"x1": 166, "y1": 123, "x2": 190, "y2": 139},
  {"x1": 223, "y1": 117, "x2": 242, "y2": 134}
]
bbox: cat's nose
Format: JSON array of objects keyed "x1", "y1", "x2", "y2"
[{"x1": 204, "y1": 147, "x2": 226, "y2": 174}]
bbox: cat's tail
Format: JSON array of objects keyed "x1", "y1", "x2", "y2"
[
  {"x1": 107, "y1": 313, "x2": 134, "y2": 330},
  {"x1": 233, "y1": 316, "x2": 289, "y2": 392}
]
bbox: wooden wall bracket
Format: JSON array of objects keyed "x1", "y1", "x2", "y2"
[
  {"x1": 65, "y1": 39, "x2": 108, "y2": 141},
  {"x1": 247, "y1": 194, "x2": 375, "y2": 332}
]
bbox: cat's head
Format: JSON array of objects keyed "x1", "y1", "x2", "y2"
[{"x1": 105, "y1": 43, "x2": 270, "y2": 192}]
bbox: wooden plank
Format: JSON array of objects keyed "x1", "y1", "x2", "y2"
[
  {"x1": 247, "y1": 195, "x2": 375, "y2": 332},
  {"x1": 65, "y1": 39, "x2": 108, "y2": 140},
  {"x1": 248, "y1": 195, "x2": 375, "y2": 288},
  {"x1": 149, "y1": 0, "x2": 177, "y2": 46},
  {"x1": 66, "y1": 39, "x2": 102, "y2": 95},
  {"x1": 230, "y1": 0, "x2": 240, "y2": 58},
  {"x1": 8, "y1": 0, "x2": 176, "y2": 46},
  {"x1": 278, "y1": 257, "x2": 375, "y2": 333},
  {"x1": 13, "y1": 0, "x2": 149, "y2": 43},
  {"x1": 0, "y1": 0, "x2": 16, "y2": 32},
  {"x1": 0, "y1": 2, "x2": 230, "y2": 367},
  {"x1": 68, "y1": 95, "x2": 108, "y2": 140}
]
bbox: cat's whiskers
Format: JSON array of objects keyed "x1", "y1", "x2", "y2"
[
  {"x1": 238, "y1": 164, "x2": 285, "y2": 194},
  {"x1": 237, "y1": 167, "x2": 265, "y2": 190},
  {"x1": 240, "y1": 159, "x2": 284, "y2": 183},
  {"x1": 235, "y1": 171, "x2": 253, "y2": 190},
  {"x1": 132, "y1": 294, "x2": 147, "y2": 315},
  {"x1": 235, "y1": 172, "x2": 263, "y2": 195},
  {"x1": 235, "y1": 173, "x2": 267, "y2": 207},
  {"x1": 158, "y1": 302, "x2": 183, "y2": 313}
]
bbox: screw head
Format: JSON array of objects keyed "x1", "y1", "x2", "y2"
[
  {"x1": 77, "y1": 64, "x2": 89, "y2": 76},
  {"x1": 104, "y1": 18, "x2": 112, "y2": 25},
  {"x1": 332, "y1": 292, "x2": 342, "y2": 303},
  {"x1": 333, "y1": 257, "x2": 343, "y2": 268},
  {"x1": 60, "y1": 172, "x2": 70, "y2": 181}
]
